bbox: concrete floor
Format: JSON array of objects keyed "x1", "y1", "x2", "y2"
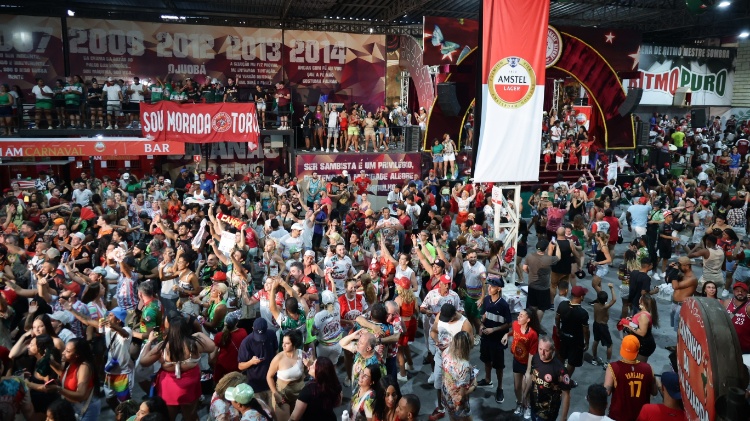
[{"x1": 91, "y1": 219, "x2": 679, "y2": 421}]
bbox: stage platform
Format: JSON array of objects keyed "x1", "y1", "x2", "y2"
[{"x1": 16, "y1": 127, "x2": 294, "y2": 138}]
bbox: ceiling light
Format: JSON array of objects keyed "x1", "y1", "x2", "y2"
[
  {"x1": 718, "y1": 1, "x2": 731, "y2": 7},
  {"x1": 369, "y1": 27, "x2": 373, "y2": 33},
  {"x1": 740, "y1": 31, "x2": 749, "y2": 38},
  {"x1": 67, "y1": 9, "x2": 75, "y2": 16}
]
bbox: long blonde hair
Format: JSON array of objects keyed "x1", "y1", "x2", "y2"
[{"x1": 397, "y1": 286, "x2": 415, "y2": 304}]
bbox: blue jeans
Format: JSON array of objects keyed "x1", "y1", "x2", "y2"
[
  {"x1": 76, "y1": 396, "x2": 102, "y2": 421},
  {"x1": 671, "y1": 302, "x2": 682, "y2": 332}
]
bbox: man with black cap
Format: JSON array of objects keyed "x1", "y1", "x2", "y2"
[
  {"x1": 476, "y1": 276, "x2": 512, "y2": 404},
  {"x1": 636, "y1": 372, "x2": 686, "y2": 421},
  {"x1": 556, "y1": 285, "x2": 590, "y2": 383},
  {"x1": 238, "y1": 317, "x2": 278, "y2": 404},
  {"x1": 133, "y1": 241, "x2": 158, "y2": 282}
]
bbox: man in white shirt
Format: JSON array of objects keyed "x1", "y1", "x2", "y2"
[
  {"x1": 375, "y1": 207, "x2": 403, "y2": 251},
  {"x1": 387, "y1": 185, "x2": 404, "y2": 211},
  {"x1": 279, "y1": 223, "x2": 305, "y2": 260},
  {"x1": 568, "y1": 384, "x2": 614, "y2": 421},
  {"x1": 324, "y1": 244, "x2": 356, "y2": 294},
  {"x1": 126, "y1": 77, "x2": 145, "y2": 129},
  {"x1": 31, "y1": 78, "x2": 54, "y2": 129},
  {"x1": 102, "y1": 77, "x2": 123, "y2": 129},
  {"x1": 103, "y1": 307, "x2": 135, "y2": 407},
  {"x1": 327, "y1": 107, "x2": 340, "y2": 153},
  {"x1": 550, "y1": 121, "x2": 562, "y2": 143},
  {"x1": 71, "y1": 182, "x2": 93, "y2": 206}
]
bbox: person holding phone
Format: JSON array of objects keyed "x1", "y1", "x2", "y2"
[{"x1": 238, "y1": 317, "x2": 278, "y2": 406}]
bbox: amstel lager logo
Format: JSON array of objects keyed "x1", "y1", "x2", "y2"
[{"x1": 488, "y1": 57, "x2": 536, "y2": 109}]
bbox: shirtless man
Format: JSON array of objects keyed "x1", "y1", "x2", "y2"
[
  {"x1": 591, "y1": 283, "x2": 616, "y2": 366},
  {"x1": 670, "y1": 256, "x2": 698, "y2": 332}
]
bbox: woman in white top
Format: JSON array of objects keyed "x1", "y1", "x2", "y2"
[
  {"x1": 414, "y1": 107, "x2": 427, "y2": 130},
  {"x1": 442, "y1": 134, "x2": 457, "y2": 180},
  {"x1": 326, "y1": 107, "x2": 339, "y2": 153},
  {"x1": 266, "y1": 330, "x2": 310, "y2": 420}
]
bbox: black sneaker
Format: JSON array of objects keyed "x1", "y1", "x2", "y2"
[
  {"x1": 477, "y1": 379, "x2": 493, "y2": 387},
  {"x1": 495, "y1": 388, "x2": 504, "y2": 404}
]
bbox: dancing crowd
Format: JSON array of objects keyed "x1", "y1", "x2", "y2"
[{"x1": 0, "y1": 109, "x2": 750, "y2": 421}]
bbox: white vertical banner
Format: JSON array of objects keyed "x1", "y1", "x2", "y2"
[{"x1": 474, "y1": 0, "x2": 550, "y2": 183}]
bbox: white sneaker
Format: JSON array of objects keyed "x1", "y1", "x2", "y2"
[
  {"x1": 47, "y1": 126, "x2": 53, "y2": 130},
  {"x1": 114, "y1": 125, "x2": 119, "y2": 129},
  {"x1": 474, "y1": 336, "x2": 481, "y2": 346},
  {"x1": 722, "y1": 289, "x2": 730, "y2": 298},
  {"x1": 312, "y1": 147, "x2": 317, "y2": 151},
  {"x1": 524, "y1": 407, "x2": 531, "y2": 420},
  {"x1": 428, "y1": 373, "x2": 435, "y2": 383},
  {"x1": 405, "y1": 363, "x2": 414, "y2": 371},
  {"x1": 397, "y1": 373, "x2": 408, "y2": 382},
  {"x1": 652, "y1": 272, "x2": 661, "y2": 281},
  {"x1": 333, "y1": 148, "x2": 339, "y2": 153},
  {"x1": 106, "y1": 125, "x2": 112, "y2": 130},
  {"x1": 514, "y1": 405, "x2": 523, "y2": 416}
]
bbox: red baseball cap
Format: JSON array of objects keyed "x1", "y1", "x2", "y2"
[
  {"x1": 439, "y1": 274, "x2": 452, "y2": 284},
  {"x1": 211, "y1": 271, "x2": 227, "y2": 282},
  {"x1": 639, "y1": 197, "x2": 648, "y2": 205}
]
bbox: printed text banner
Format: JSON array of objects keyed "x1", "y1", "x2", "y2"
[
  {"x1": 625, "y1": 44, "x2": 736, "y2": 106},
  {"x1": 295, "y1": 153, "x2": 421, "y2": 197},
  {"x1": 67, "y1": 18, "x2": 283, "y2": 87},
  {"x1": 283, "y1": 30, "x2": 386, "y2": 112},
  {"x1": 0, "y1": 139, "x2": 185, "y2": 157},
  {"x1": 474, "y1": 0, "x2": 549, "y2": 182},
  {"x1": 140, "y1": 102, "x2": 259, "y2": 144},
  {"x1": 0, "y1": 15, "x2": 64, "y2": 91}
]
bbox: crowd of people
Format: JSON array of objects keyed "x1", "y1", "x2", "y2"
[{"x1": 0, "y1": 108, "x2": 749, "y2": 421}]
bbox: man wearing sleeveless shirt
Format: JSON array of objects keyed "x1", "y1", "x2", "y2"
[
  {"x1": 726, "y1": 282, "x2": 750, "y2": 354},
  {"x1": 604, "y1": 335, "x2": 657, "y2": 421}
]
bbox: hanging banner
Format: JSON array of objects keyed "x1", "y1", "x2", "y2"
[
  {"x1": 572, "y1": 105, "x2": 592, "y2": 131},
  {"x1": 0, "y1": 138, "x2": 184, "y2": 157},
  {"x1": 624, "y1": 44, "x2": 736, "y2": 106},
  {"x1": 283, "y1": 30, "x2": 385, "y2": 113},
  {"x1": 295, "y1": 152, "x2": 421, "y2": 196},
  {"x1": 474, "y1": 0, "x2": 549, "y2": 182},
  {"x1": 67, "y1": 18, "x2": 283, "y2": 87},
  {"x1": 140, "y1": 102, "x2": 259, "y2": 144},
  {"x1": 0, "y1": 15, "x2": 64, "y2": 91}
]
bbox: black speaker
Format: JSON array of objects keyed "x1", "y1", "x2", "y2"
[
  {"x1": 691, "y1": 109, "x2": 707, "y2": 128},
  {"x1": 437, "y1": 82, "x2": 461, "y2": 117},
  {"x1": 404, "y1": 126, "x2": 421, "y2": 152},
  {"x1": 618, "y1": 88, "x2": 643, "y2": 117}
]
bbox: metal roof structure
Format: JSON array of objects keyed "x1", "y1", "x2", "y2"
[{"x1": 2, "y1": 0, "x2": 749, "y2": 43}]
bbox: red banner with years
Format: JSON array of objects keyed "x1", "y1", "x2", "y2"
[{"x1": 140, "y1": 102, "x2": 259, "y2": 144}]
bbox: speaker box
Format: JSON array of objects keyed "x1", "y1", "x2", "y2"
[
  {"x1": 618, "y1": 88, "x2": 643, "y2": 117},
  {"x1": 437, "y1": 82, "x2": 461, "y2": 117},
  {"x1": 691, "y1": 109, "x2": 707, "y2": 128},
  {"x1": 404, "y1": 126, "x2": 421, "y2": 152}
]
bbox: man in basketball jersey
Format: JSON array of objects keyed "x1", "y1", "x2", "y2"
[
  {"x1": 725, "y1": 282, "x2": 750, "y2": 354},
  {"x1": 603, "y1": 335, "x2": 657, "y2": 421}
]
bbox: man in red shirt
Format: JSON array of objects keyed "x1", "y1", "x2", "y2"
[
  {"x1": 354, "y1": 170, "x2": 372, "y2": 195},
  {"x1": 636, "y1": 372, "x2": 686, "y2": 421},
  {"x1": 274, "y1": 81, "x2": 291, "y2": 130},
  {"x1": 205, "y1": 167, "x2": 220, "y2": 184},
  {"x1": 604, "y1": 335, "x2": 657, "y2": 421},
  {"x1": 602, "y1": 208, "x2": 620, "y2": 262},
  {"x1": 737, "y1": 135, "x2": 750, "y2": 158}
]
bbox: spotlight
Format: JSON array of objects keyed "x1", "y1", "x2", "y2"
[
  {"x1": 718, "y1": 1, "x2": 731, "y2": 7},
  {"x1": 67, "y1": 9, "x2": 74, "y2": 16},
  {"x1": 740, "y1": 31, "x2": 749, "y2": 38}
]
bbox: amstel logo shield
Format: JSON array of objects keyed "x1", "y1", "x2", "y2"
[{"x1": 488, "y1": 57, "x2": 536, "y2": 109}]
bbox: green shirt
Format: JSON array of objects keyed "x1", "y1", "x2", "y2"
[
  {"x1": 200, "y1": 88, "x2": 216, "y2": 103},
  {"x1": 140, "y1": 299, "x2": 162, "y2": 334},
  {"x1": 150, "y1": 85, "x2": 164, "y2": 103},
  {"x1": 64, "y1": 83, "x2": 82, "y2": 106}
]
